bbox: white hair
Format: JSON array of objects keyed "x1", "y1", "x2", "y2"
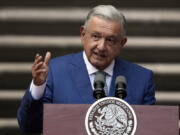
[{"x1": 84, "y1": 5, "x2": 127, "y2": 37}]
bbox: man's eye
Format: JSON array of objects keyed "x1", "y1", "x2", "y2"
[
  {"x1": 92, "y1": 34, "x2": 100, "y2": 40},
  {"x1": 106, "y1": 38, "x2": 115, "y2": 44}
]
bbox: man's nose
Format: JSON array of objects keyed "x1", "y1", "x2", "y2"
[{"x1": 97, "y1": 39, "x2": 106, "y2": 51}]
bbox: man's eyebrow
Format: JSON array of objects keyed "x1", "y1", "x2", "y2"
[
  {"x1": 90, "y1": 31, "x2": 118, "y2": 39},
  {"x1": 107, "y1": 35, "x2": 116, "y2": 38},
  {"x1": 106, "y1": 35, "x2": 117, "y2": 39},
  {"x1": 91, "y1": 31, "x2": 100, "y2": 34}
]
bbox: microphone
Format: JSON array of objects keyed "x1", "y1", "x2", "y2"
[
  {"x1": 93, "y1": 72, "x2": 106, "y2": 99},
  {"x1": 115, "y1": 76, "x2": 127, "y2": 99}
]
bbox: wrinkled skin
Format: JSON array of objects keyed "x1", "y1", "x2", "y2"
[{"x1": 81, "y1": 16, "x2": 127, "y2": 70}]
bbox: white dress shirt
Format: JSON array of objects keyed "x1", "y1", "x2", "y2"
[
  {"x1": 83, "y1": 52, "x2": 114, "y2": 94},
  {"x1": 30, "y1": 51, "x2": 115, "y2": 100}
]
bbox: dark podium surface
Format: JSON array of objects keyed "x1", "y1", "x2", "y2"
[{"x1": 43, "y1": 104, "x2": 179, "y2": 135}]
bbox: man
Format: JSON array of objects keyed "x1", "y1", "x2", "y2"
[{"x1": 18, "y1": 5, "x2": 156, "y2": 133}]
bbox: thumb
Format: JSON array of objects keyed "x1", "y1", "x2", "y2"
[{"x1": 44, "y1": 51, "x2": 51, "y2": 66}]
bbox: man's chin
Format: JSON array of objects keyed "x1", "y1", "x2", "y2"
[{"x1": 91, "y1": 61, "x2": 106, "y2": 70}]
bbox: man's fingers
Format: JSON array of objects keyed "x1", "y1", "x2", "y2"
[
  {"x1": 34, "y1": 53, "x2": 40, "y2": 63},
  {"x1": 33, "y1": 61, "x2": 43, "y2": 71},
  {"x1": 34, "y1": 52, "x2": 51, "y2": 66},
  {"x1": 35, "y1": 53, "x2": 39, "y2": 59},
  {"x1": 34, "y1": 55, "x2": 43, "y2": 65},
  {"x1": 44, "y1": 52, "x2": 51, "y2": 65},
  {"x1": 34, "y1": 68, "x2": 47, "y2": 75}
]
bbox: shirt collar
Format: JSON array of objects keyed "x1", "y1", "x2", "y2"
[{"x1": 83, "y1": 51, "x2": 114, "y2": 76}]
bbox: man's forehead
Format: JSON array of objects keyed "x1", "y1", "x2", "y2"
[
  {"x1": 90, "y1": 30, "x2": 119, "y2": 39},
  {"x1": 87, "y1": 16, "x2": 122, "y2": 37}
]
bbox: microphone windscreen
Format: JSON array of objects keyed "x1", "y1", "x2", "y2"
[
  {"x1": 115, "y1": 75, "x2": 127, "y2": 86},
  {"x1": 94, "y1": 72, "x2": 105, "y2": 84}
]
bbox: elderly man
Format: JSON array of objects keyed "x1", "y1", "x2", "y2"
[{"x1": 18, "y1": 5, "x2": 155, "y2": 133}]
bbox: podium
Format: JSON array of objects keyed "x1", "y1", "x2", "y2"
[{"x1": 43, "y1": 104, "x2": 179, "y2": 135}]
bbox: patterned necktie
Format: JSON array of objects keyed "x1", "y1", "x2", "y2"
[
  {"x1": 95, "y1": 71, "x2": 108, "y2": 96},
  {"x1": 103, "y1": 73, "x2": 108, "y2": 96}
]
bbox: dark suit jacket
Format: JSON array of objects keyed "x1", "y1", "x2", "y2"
[{"x1": 17, "y1": 51, "x2": 155, "y2": 133}]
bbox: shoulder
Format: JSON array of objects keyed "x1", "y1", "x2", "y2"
[
  {"x1": 52, "y1": 52, "x2": 81, "y2": 62},
  {"x1": 49, "y1": 52, "x2": 82, "y2": 66},
  {"x1": 116, "y1": 58, "x2": 153, "y2": 75}
]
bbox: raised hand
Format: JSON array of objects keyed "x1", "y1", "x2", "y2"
[{"x1": 32, "y1": 52, "x2": 51, "y2": 86}]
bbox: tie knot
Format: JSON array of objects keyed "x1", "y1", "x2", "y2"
[
  {"x1": 94, "y1": 71, "x2": 108, "y2": 96},
  {"x1": 94, "y1": 71, "x2": 106, "y2": 83},
  {"x1": 95, "y1": 71, "x2": 106, "y2": 76}
]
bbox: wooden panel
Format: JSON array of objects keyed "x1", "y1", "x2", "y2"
[{"x1": 43, "y1": 104, "x2": 179, "y2": 135}]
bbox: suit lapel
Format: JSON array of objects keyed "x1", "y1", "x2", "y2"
[
  {"x1": 68, "y1": 53, "x2": 131, "y2": 103},
  {"x1": 109, "y1": 59, "x2": 134, "y2": 103},
  {"x1": 109, "y1": 58, "x2": 127, "y2": 97},
  {"x1": 67, "y1": 52, "x2": 96, "y2": 103}
]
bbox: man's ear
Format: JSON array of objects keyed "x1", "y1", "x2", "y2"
[
  {"x1": 80, "y1": 26, "x2": 86, "y2": 37},
  {"x1": 120, "y1": 37, "x2": 127, "y2": 47},
  {"x1": 80, "y1": 26, "x2": 86, "y2": 45}
]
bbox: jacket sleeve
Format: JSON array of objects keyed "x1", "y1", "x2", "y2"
[
  {"x1": 17, "y1": 89, "x2": 44, "y2": 133},
  {"x1": 17, "y1": 64, "x2": 54, "y2": 133}
]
